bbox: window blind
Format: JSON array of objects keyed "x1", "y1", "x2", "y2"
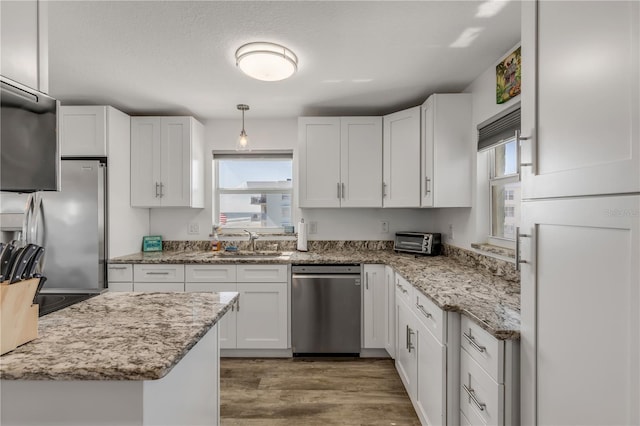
[{"x1": 477, "y1": 107, "x2": 520, "y2": 151}]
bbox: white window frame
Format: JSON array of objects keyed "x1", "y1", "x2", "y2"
[
  {"x1": 212, "y1": 152, "x2": 293, "y2": 234},
  {"x1": 488, "y1": 137, "x2": 520, "y2": 249}
]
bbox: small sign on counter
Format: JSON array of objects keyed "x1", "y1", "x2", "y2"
[{"x1": 142, "y1": 235, "x2": 163, "y2": 252}]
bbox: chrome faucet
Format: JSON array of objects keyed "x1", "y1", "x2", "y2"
[{"x1": 244, "y1": 230, "x2": 259, "y2": 251}]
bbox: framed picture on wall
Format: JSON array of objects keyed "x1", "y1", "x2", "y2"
[{"x1": 496, "y1": 46, "x2": 521, "y2": 104}]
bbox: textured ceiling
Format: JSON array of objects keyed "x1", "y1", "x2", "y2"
[{"x1": 48, "y1": 1, "x2": 521, "y2": 119}]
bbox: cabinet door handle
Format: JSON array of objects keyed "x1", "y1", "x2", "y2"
[
  {"x1": 463, "y1": 331, "x2": 486, "y2": 353},
  {"x1": 337, "y1": 182, "x2": 341, "y2": 199},
  {"x1": 365, "y1": 272, "x2": 369, "y2": 290},
  {"x1": 425, "y1": 177, "x2": 431, "y2": 195},
  {"x1": 463, "y1": 384, "x2": 487, "y2": 411},
  {"x1": 155, "y1": 182, "x2": 160, "y2": 198},
  {"x1": 396, "y1": 283, "x2": 407, "y2": 294},
  {"x1": 109, "y1": 266, "x2": 128, "y2": 270},
  {"x1": 416, "y1": 303, "x2": 432, "y2": 319},
  {"x1": 146, "y1": 271, "x2": 170, "y2": 275},
  {"x1": 406, "y1": 324, "x2": 409, "y2": 350},
  {"x1": 159, "y1": 182, "x2": 164, "y2": 198},
  {"x1": 382, "y1": 182, "x2": 387, "y2": 198},
  {"x1": 517, "y1": 130, "x2": 536, "y2": 173},
  {"x1": 515, "y1": 227, "x2": 532, "y2": 271},
  {"x1": 236, "y1": 297, "x2": 240, "y2": 312},
  {"x1": 407, "y1": 327, "x2": 415, "y2": 353},
  {"x1": 341, "y1": 183, "x2": 345, "y2": 199}
]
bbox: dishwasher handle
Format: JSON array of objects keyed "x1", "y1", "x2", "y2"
[{"x1": 293, "y1": 274, "x2": 362, "y2": 280}]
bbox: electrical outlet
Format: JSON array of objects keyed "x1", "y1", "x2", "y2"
[
  {"x1": 380, "y1": 221, "x2": 389, "y2": 233},
  {"x1": 308, "y1": 221, "x2": 318, "y2": 234},
  {"x1": 188, "y1": 223, "x2": 200, "y2": 234},
  {"x1": 448, "y1": 224, "x2": 454, "y2": 241}
]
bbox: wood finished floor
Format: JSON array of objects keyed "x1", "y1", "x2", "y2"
[{"x1": 220, "y1": 358, "x2": 421, "y2": 426}]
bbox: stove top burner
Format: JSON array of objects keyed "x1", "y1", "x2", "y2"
[{"x1": 35, "y1": 293, "x2": 99, "y2": 316}]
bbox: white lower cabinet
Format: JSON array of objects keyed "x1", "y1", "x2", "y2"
[
  {"x1": 185, "y1": 281, "x2": 238, "y2": 349},
  {"x1": 363, "y1": 264, "x2": 386, "y2": 349},
  {"x1": 460, "y1": 348, "x2": 502, "y2": 426},
  {"x1": 108, "y1": 264, "x2": 133, "y2": 292},
  {"x1": 186, "y1": 264, "x2": 289, "y2": 350},
  {"x1": 384, "y1": 265, "x2": 396, "y2": 358},
  {"x1": 396, "y1": 292, "x2": 418, "y2": 400},
  {"x1": 236, "y1": 282, "x2": 288, "y2": 349},
  {"x1": 416, "y1": 319, "x2": 446, "y2": 426}
]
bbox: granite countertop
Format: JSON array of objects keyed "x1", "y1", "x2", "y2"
[
  {"x1": 0, "y1": 291, "x2": 238, "y2": 381},
  {"x1": 111, "y1": 249, "x2": 520, "y2": 340}
]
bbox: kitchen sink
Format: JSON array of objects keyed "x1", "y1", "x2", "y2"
[{"x1": 216, "y1": 251, "x2": 291, "y2": 259}]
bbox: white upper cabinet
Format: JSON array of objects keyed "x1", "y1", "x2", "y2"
[
  {"x1": 340, "y1": 118, "x2": 383, "y2": 207},
  {"x1": 298, "y1": 117, "x2": 382, "y2": 208},
  {"x1": 383, "y1": 106, "x2": 421, "y2": 207},
  {"x1": 421, "y1": 94, "x2": 472, "y2": 207},
  {"x1": 521, "y1": 1, "x2": 640, "y2": 199},
  {"x1": 0, "y1": 0, "x2": 48, "y2": 92},
  {"x1": 59, "y1": 106, "x2": 108, "y2": 156},
  {"x1": 130, "y1": 116, "x2": 204, "y2": 208}
]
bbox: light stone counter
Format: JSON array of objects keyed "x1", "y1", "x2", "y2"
[
  {"x1": 111, "y1": 248, "x2": 520, "y2": 340},
  {"x1": 0, "y1": 291, "x2": 238, "y2": 380}
]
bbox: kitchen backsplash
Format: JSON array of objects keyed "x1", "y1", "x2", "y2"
[{"x1": 443, "y1": 244, "x2": 519, "y2": 282}]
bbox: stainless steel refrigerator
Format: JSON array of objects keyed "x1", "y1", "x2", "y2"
[{"x1": 0, "y1": 158, "x2": 107, "y2": 314}]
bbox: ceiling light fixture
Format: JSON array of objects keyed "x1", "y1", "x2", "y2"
[
  {"x1": 235, "y1": 42, "x2": 298, "y2": 82},
  {"x1": 236, "y1": 104, "x2": 250, "y2": 151}
]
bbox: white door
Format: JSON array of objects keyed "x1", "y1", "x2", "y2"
[
  {"x1": 298, "y1": 117, "x2": 341, "y2": 207},
  {"x1": 521, "y1": 1, "x2": 640, "y2": 199},
  {"x1": 236, "y1": 282, "x2": 287, "y2": 349},
  {"x1": 340, "y1": 117, "x2": 383, "y2": 207},
  {"x1": 395, "y1": 298, "x2": 418, "y2": 400},
  {"x1": 416, "y1": 321, "x2": 446, "y2": 426},
  {"x1": 383, "y1": 106, "x2": 421, "y2": 207},
  {"x1": 384, "y1": 266, "x2": 396, "y2": 358},
  {"x1": 185, "y1": 282, "x2": 238, "y2": 349},
  {"x1": 160, "y1": 117, "x2": 191, "y2": 207},
  {"x1": 362, "y1": 264, "x2": 386, "y2": 348},
  {"x1": 59, "y1": 106, "x2": 107, "y2": 157},
  {"x1": 131, "y1": 117, "x2": 161, "y2": 207},
  {"x1": 520, "y1": 195, "x2": 640, "y2": 425}
]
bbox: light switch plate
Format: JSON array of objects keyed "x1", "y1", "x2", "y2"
[
  {"x1": 308, "y1": 221, "x2": 318, "y2": 234},
  {"x1": 188, "y1": 223, "x2": 200, "y2": 234}
]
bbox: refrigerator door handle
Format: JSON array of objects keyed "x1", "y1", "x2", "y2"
[{"x1": 22, "y1": 194, "x2": 35, "y2": 245}]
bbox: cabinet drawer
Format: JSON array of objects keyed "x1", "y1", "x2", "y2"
[
  {"x1": 461, "y1": 315, "x2": 502, "y2": 382},
  {"x1": 237, "y1": 264, "x2": 288, "y2": 282},
  {"x1": 414, "y1": 290, "x2": 445, "y2": 344},
  {"x1": 134, "y1": 264, "x2": 185, "y2": 282},
  {"x1": 133, "y1": 282, "x2": 185, "y2": 292},
  {"x1": 185, "y1": 282, "x2": 237, "y2": 293},
  {"x1": 108, "y1": 282, "x2": 133, "y2": 292},
  {"x1": 460, "y1": 348, "x2": 503, "y2": 426},
  {"x1": 395, "y1": 274, "x2": 414, "y2": 306},
  {"x1": 108, "y1": 264, "x2": 133, "y2": 282},
  {"x1": 185, "y1": 265, "x2": 237, "y2": 282}
]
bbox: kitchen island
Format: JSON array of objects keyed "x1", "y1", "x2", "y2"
[{"x1": 0, "y1": 291, "x2": 238, "y2": 425}]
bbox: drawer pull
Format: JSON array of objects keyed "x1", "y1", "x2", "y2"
[
  {"x1": 146, "y1": 271, "x2": 170, "y2": 275},
  {"x1": 109, "y1": 266, "x2": 128, "y2": 270},
  {"x1": 416, "y1": 303, "x2": 432, "y2": 319},
  {"x1": 396, "y1": 283, "x2": 408, "y2": 294},
  {"x1": 408, "y1": 327, "x2": 415, "y2": 353},
  {"x1": 463, "y1": 384, "x2": 486, "y2": 412},
  {"x1": 463, "y1": 331, "x2": 486, "y2": 353}
]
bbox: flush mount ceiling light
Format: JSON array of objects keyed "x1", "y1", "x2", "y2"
[
  {"x1": 236, "y1": 104, "x2": 250, "y2": 151},
  {"x1": 235, "y1": 42, "x2": 298, "y2": 82}
]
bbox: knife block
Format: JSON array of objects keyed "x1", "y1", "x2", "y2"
[{"x1": 0, "y1": 278, "x2": 39, "y2": 355}]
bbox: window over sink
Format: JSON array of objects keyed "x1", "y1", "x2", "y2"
[{"x1": 213, "y1": 153, "x2": 293, "y2": 232}]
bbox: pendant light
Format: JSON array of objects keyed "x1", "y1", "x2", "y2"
[{"x1": 236, "y1": 104, "x2": 250, "y2": 151}]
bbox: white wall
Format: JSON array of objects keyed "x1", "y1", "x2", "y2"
[
  {"x1": 432, "y1": 43, "x2": 521, "y2": 250},
  {"x1": 149, "y1": 117, "x2": 435, "y2": 240}
]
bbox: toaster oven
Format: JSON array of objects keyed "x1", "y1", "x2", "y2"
[{"x1": 394, "y1": 232, "x2": 442, "y2": 255}]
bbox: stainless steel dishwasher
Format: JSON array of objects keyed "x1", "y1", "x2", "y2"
[{"x1": 291, "y1": 264, "x2": 361, "y2": 356}]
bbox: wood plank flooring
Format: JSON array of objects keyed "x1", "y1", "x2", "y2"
[{"x1": 220, "y1": 358, "x2": 421, "y2": 426}]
